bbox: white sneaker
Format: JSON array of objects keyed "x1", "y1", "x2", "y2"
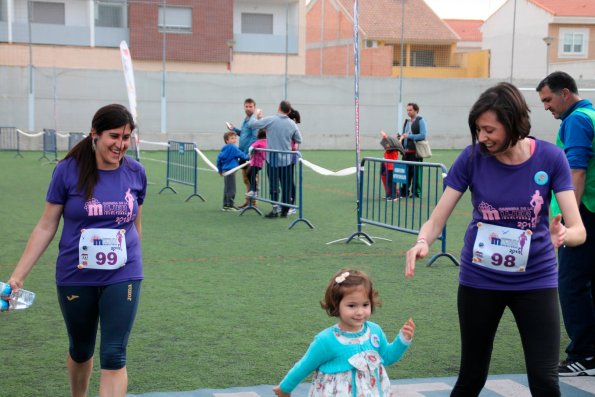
[
  {"x1": 288, "y1": 208, "x2": 297, "y2": 215},
  {"x1": 245, "y1": 191, "x2": 257, "y2": 198}
]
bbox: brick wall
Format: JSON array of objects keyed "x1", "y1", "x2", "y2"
[
  {"x1": 130, "y1": 0, "x2": 232, "y2": 63},
  {"x1": 306, "y1": 0, "x2": 392, "y2": 77}
]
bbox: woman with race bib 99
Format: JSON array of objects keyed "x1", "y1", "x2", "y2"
[
  {"x1": 405, "y1": 83, "x2": 585, "y2": 397},
  {"x1": 7, "y1": 104, "x2": 146, "y2": 397}
]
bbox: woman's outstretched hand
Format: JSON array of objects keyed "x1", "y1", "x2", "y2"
[
  {"x1": 405, "y1": 240, "x2": 429, "y2": 278},
  {"x1": 549, "y1": 214, "x2": 567, "y2": 248}
]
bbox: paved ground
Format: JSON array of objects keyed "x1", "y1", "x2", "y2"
[{"x1": 128, "y1": 374, "x2": 595, "y2": 397}]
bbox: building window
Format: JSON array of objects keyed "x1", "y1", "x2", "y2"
[
  {"x1": 411, "y1": 50, "x2": 434, "y2": 67},
  {"x1": 158, "y1": 6, "x2": 192, "y2": 33},
  {"x1": 241, "y1": 13, "x2": 273, "y2": 34},
  {"x1": 96, "y1": 1, "x2": 126, "y2": 28},
  {"x1": 31, "y1": 1, "x2": 65, "y2": 24},
  {"x1": 559, "y1": 28, "x2": 588, "y2": 58},
  {"x1": 0, "y1": 1, "x2": 6, "y2": 21}
]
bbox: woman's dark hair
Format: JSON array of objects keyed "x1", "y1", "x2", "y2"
[
  {"x1": 468, "y1": 82, "x2": 531, "y2": 154},
  {"x1": 257, "y1": 128, "x2": 267, "y2": 139},
  {"x1": 64, "y1": 104, "x2": 135, "y2": 199},
  {"x1": 288, "y1": 108, "x2": 301, "y2": 124}
]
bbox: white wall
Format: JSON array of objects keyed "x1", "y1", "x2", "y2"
[
  {"x1": 3, "y1": 66, "x2": 594, "y2": 151},
  {"x1": 550, "y1": 60, "x2": 595, "y2": 80},
  {"x1": 482, "y1": 0, "x2": 552, "y2": 79}
]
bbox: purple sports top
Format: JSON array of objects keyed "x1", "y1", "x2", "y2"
[
  {"x1": 46, "y1": 157, "x2": 147, "y2": 286},
  {"x1": 444, "y1": 138, "x2": 573, "y2": 290}
]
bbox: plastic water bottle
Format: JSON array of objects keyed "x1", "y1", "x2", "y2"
[{"x1": 0, "y1": 282, "x2": 36, "y2": 312}]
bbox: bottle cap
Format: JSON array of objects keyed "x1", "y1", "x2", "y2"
[{"x1": 0, "y1": 283, "x2": 11, "y2": 297}]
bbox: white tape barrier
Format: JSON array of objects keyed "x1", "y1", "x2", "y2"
[
  {"x1": 16, "y1": 129, "x2": 45, "y2": 138},
  {"x1": 222, "y1": 162, "x2": 248, "y2": 176},
  {"x1": 17, "y1": 129, "x2": 78, "y2": 139},
  {"x1": 138, "y1": 139, "x2": 169, "y2": 147},
  {"x1": 194, "y1": 147, "x2": 218, "y2": 172},
  {"x1": 299, "y1": 158, "x2": 357, "y2": 176},
  {"x1": 222, "y1": 158, "x2": 355, "y2": 177},
  {"x1": 14, "y1": 131, "x2": 357, "y2": 177}
]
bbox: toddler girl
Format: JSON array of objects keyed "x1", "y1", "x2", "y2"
[
  {"x1": 273, "y1": 269, "x2": 415, "y2": 397},
  {"x1": 246, "y1": 128, "x2": 267, "y2": 198}
]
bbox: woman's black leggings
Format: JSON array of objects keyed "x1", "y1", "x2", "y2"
[
  {"x1": 57, "y1": 280, "x2": 141, "y2": 370},
  {"x1": 451, "y1": 285, "x2": 560, "y2": 397}
]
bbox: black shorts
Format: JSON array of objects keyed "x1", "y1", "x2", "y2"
[{"x1": 57, "y1": 280, "x2": 141, "y2": 370}]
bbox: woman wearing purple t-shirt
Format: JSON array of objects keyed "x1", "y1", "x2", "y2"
[
  {"x1": 7, "y1": 104, "x2": 146, "y2": 397},
  {"x1": 405, "y1": 83, "x2": 585, "y2": 397}
]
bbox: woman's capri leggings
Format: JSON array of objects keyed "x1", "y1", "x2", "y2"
[{"x1": 57, "y1": 280, "x2": 141, "y2": 370}]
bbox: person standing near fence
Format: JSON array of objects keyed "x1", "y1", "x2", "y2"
[
  {"x1": 380, "y1": 130, "x2": 405, "y2": 200},
  {"x1": 249, "y1": 100, "x2": 302, "y2": 218},
  {"x1": 536, "y1": 71, "x2": 595, "y2": 377},
  {"x1": 405, "y1": 82, "x2": 585, "y2": 396},
  {"x1": 227, "y1": 98, "x2": 259, "y2": 208},
  {"x1": 246, "y1": 129, "x2": 267, "y2": 198},
  {"x1": 399, "y1": 103, "x2": 427, "y2": 198},
  {"x1": 5, "y1": 104, "x2": 146, "y2": 397},
  {"x1": 217, "y1": 132, "x2": 250, "y2": 211},
  {"x1": 287, "y1": 108, "x2": 302, "y2": 215}
]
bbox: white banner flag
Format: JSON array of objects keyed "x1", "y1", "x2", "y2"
[{"x1": 119, "y1": 41, "x2": 137, "y2": 123}]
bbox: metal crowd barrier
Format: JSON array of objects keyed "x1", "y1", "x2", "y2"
[
  {"x1": 39, "y1": 128, "x2": 58, "y2": 162},
  {"x1": 68, "y1": 132, "x2": 86, "y2": 150},
  {"x1": 341, "y1": 157, "x2": 459, "y2": 266},
  {"x1": 127, "y1": 131, "x2": 140, "y2": 161},
  {"x1": 158, "y1": 140, "x2": 205, "y2": 202},
  {"x1": 0, "y1": 127, "x2": 23, "y2": 157},
  {"x1": 243, "y1": 147, "x2": 313, "y2": 229}
]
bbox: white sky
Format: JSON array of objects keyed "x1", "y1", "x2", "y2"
[{"x1": 424, "y1": 0, "x2": 507, "y2": 20}]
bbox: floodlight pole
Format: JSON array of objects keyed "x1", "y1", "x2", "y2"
[
  {"x1": 161, "y1": 0, "x2": 167, "y2": 133},
  {"x1": 27, "y1": 0, "x2": 35, "y2": 131},
  {"x1": 509, "y1": 0, "x2": 517, "y2": 83},
  {"x1": 397, "y1": 0, "x2": 405, "y2": 133}
]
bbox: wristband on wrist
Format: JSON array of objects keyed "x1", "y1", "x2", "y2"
[{"x1": 415, "y1": 238, "x2": 427, "y2": 245}]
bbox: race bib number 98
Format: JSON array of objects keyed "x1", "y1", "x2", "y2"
[
  {"x1": 78, "y1": 228, "x2": 127, "y2": 270},
  {"x1": 472, "y1": 222, "x2": 532, "y2": 273}
]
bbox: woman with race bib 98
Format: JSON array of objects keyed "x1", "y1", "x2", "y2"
[
  {"x1": 405, "y1": 83, "x2": 585, "y2": 397},
  {"x1": 7, "y1": 104, "x2": 146, "y2": 397}
]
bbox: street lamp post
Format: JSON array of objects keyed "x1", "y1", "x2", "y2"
[
  {"x1": 227, "y1": 39, "x2": 235, "y2": 72},
  {"x1": 543, "y1": 36, "x2": 554, "y2": 75}
]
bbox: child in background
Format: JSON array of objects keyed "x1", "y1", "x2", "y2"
[
  {"x1": 217, "y1": 132, "x2": 249, "y2": 211},
  {"x1": 246, "y1": 128, "x2": 267, "y2": 198},
  {"x1": 273, "y1": 269, "x2": 415, "y2": 397},
  {"x1": 287, "y1": 108, "x2": 301, "y2": 215},
  {"x1": 380, "y1": 130, "x2": 405, "y2": 201}
]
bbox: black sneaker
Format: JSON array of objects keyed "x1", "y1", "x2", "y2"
[
  {"x1": 559, "y1": 358, "x2": 595, "y2": 376},
  {"x1": 264, "y1": 211, "x2": 279, "y2": 218}
]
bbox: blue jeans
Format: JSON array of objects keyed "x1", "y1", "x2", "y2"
[{"x1": 559, "y1": 203, "x2": 595, "y2": 361}]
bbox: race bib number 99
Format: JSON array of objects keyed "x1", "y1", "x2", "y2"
[
  {"x1": 78, "y1": 228, "x2": 127, "y2": 270},
  {"x1": 472, "y1": 222, "x2": 532, "y2": 273}
]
